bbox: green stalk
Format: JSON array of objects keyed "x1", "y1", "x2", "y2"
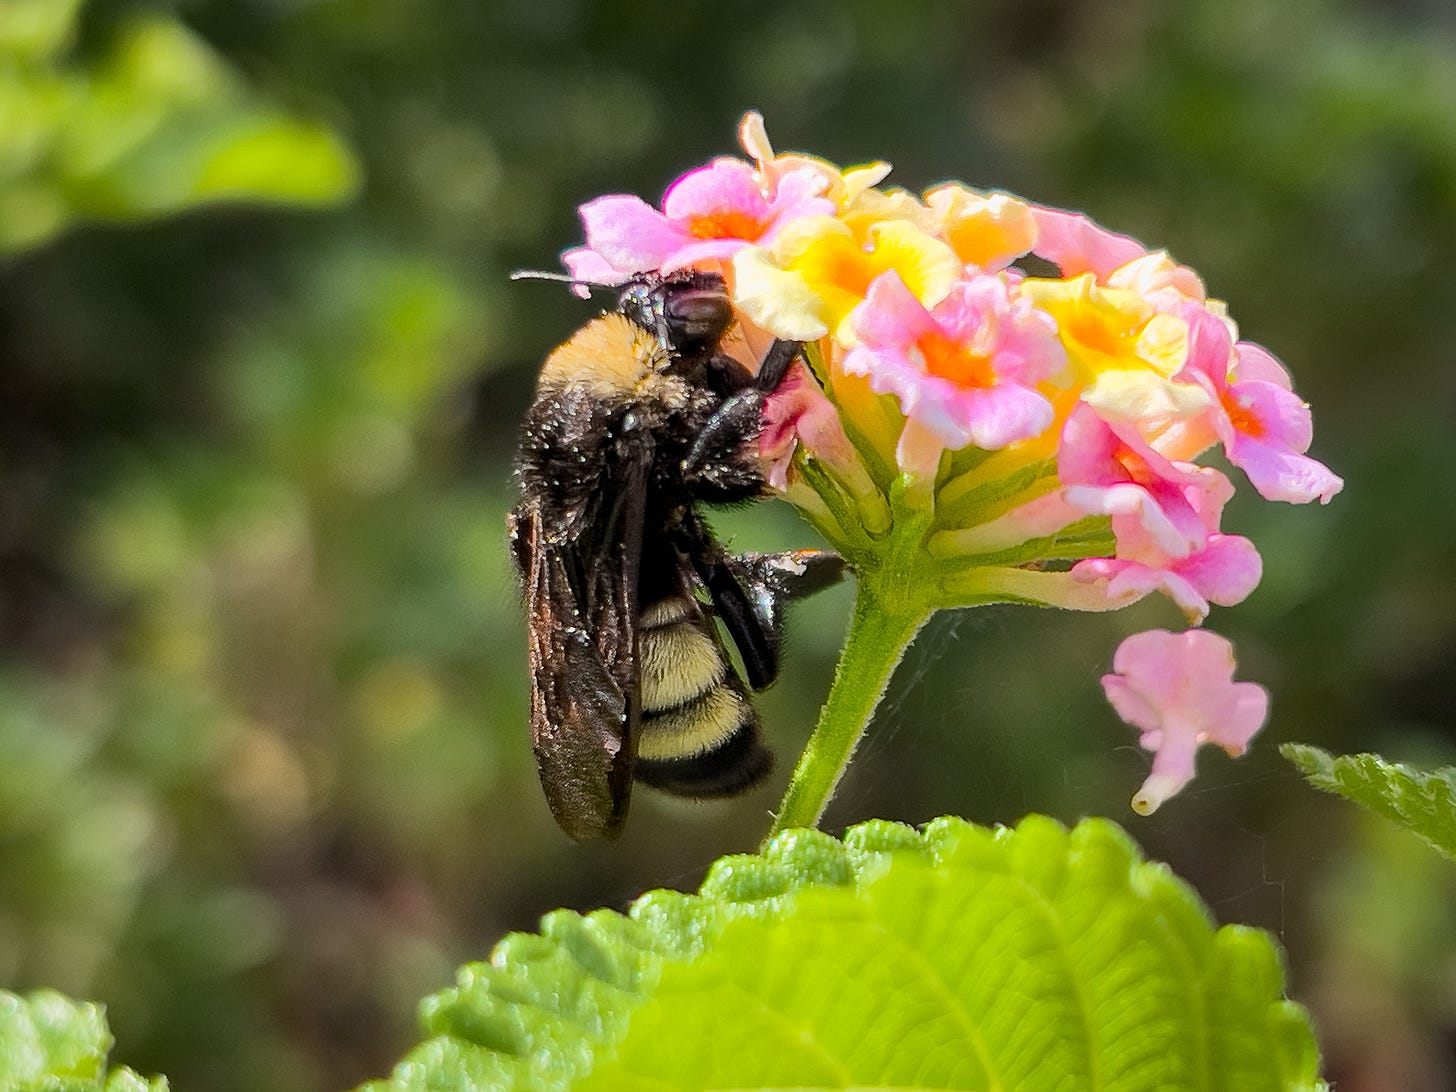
[{"x1": 768, "y1": 574, "x2": 929, "y2": 838}]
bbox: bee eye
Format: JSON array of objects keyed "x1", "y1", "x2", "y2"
[{"x1": 663, "y1": 289, "x2": 733, "y2": 348}]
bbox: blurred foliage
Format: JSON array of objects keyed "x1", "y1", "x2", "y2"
[
  {"x1": 0, "y1": 0, "x2": 358, "y2": 251},
  {"x1": 0, "y1": 0, "x2": 1453, "y2": 1090},
  {"x1": 1302, "y1": 807, "x2": 1456, "y2": 1089}
]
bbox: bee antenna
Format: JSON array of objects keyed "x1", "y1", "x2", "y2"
[
  {"x1": 509, "y1": 269, "x2": 612, "y2": 296},
  {"x1": 509, "y1": 269, "x2": 574, "y2": 282}
]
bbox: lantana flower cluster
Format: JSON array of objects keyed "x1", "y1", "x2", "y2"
[{"x1": 562, "y1": 113, "x2": 1342, "y2": 815}]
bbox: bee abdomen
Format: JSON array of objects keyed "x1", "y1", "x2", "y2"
[{"x1": 635, "y1": 596, "x2": 772, "y2": 797}]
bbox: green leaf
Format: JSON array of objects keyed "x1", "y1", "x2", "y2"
[
  {"x1": 0, "y1": 989, "x2": 168, "y2": 1092},
  {"x1": 365, "y1": 816, "x2": 1325, "y2": 1092},
  {"x1": 1283, "y1": 742, "x2": 1456, "y2": 863}
]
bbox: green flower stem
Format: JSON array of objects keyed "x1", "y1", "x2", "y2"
[{"x1": 768, "y1": 572, "x2": 930, "y2": 838}]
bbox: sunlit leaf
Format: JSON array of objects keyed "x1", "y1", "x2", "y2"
[
  {"x1": 365, "y1": 816, "x2": 1325, "y2": 1091},
  {"x1": 0, "y1": 989, "x2": 167, "y2": 1092}
]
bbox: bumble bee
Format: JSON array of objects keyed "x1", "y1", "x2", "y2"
[{"x1": 509, "y1": 269, "x2": 843, "y2": 841}]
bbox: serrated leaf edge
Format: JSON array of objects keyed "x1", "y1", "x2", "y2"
[{"x1": 368, "y1": 815, "x2": 1325, "y2": 1092}]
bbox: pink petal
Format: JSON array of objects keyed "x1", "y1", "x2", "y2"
[
  {"x1": 955, "y1": 382, "x2": 1055, "y2": 449},
  {"x1": 658, "y1": 239, "x2": 752, "y2": 273},
  {"x1": 1083, "y1": 557, "x2": 1212, "y2": 619},
  {"x1": 995, "y1": 302, "x2": 1065, "y2": 384},
  {"x1": 561, "y1": 246, "x2": 627, "y2": 287},
  {"x1": 577, "y1": 194, "x2": 683, "y2": 273},
  {"x1": 846, "y1": 342, "x2": 1053, "y2": 451},
  {"x1": 767, "y1": 166, "x2": 837, "y2": 218},
  {"x1": 1178, "y1": 317, "x2": 1342, "y2": 504},
  {"x1": 1063, "y1": 481, "x2": 1202, "y2": 558},
  {"x1": 1174, "y1": 533, "x2": 1263, "y2": 607},
  {"x1": 1217, "y1": 381, "x2": 1343, "y2": 504},
  {"x1": 1059, "y1": 406, "x2": 1207, "y2": 494},
  {"x1": 1073, "y1": 518, "x2": 1262, "y2": 623},
  {"x1": 892, "y1": 378, "x2": 1048, "y2": 451},
  {"x1": 1029, "y1": 205, "x2": 1148, "y2": 279},
  {"x1": 932, "y1": 277, "x2": 1003, "y2": 343},
  {"x1": 1101, "y1": 673, "x2": 1163, "y2": 735},
  {"x1": 1225, "y1": 380, "x2": 1314, "y2": 452},
  {"x1": 1056, "y1": 404, "x2": 1123, "y2": 486},
  {"x1": 1058, "y1": 405, "x2": 1220, "y2": 555},
  {"x1": 662, "y1": 158, "x2": 768, "y2": 225},
  {"x1": 847, "y1": 272, "x2": 1062, "y2": 452},
  {"x1": 1230, "y1": 438, "x2": 1344, "y2": 506},
  {"x1": 852, "y1": 271, "x2": 939, "y2": 347},
  {"x1": 1071, "y1": 557, "x2": 1192, "y2": 617},
  {"x1": 1233, "y1": 341, "x2": 1294, "y2": 390},
  {"x1": 1179, "y1": 303, "x2": 1236, "y2": 389},
  {"x1": 761, "y1": 364, "x2": 858, "y2": 490}
]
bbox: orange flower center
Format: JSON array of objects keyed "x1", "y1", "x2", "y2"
[
  {"x1": 1221, "y1": 390, "x2": 1266, "y2": 439},
  {"x1": 1064, "y1": 308, "x2": 1137, "y2": 361},
  {"x1": 920, "y1": 331, "x2": 996, "y2": 389},
  {"x1": 1114, "y1": 445, "x2": 1156, "y2": 487},
  {"x1": 816, "y1": 246, "x2": 876, "y2": 300},
  {"x1": 686, "y1": 208, "x2": 767, "y2": 241}
]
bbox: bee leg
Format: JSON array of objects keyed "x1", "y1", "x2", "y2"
[
  {"x1": 680, "y1": 516, "x2": 845, "y2": 691},
  {"x1": 679, "y1": 530, "x2": 779, "y2": 691},
  {"x1": 704, "y1": 353, "x2": 756, "y2": 396},
  {"x1": 714, "y1": 549, "x2": 847, "y2": 689},
  {"x1": 682, "y1": 339, "x2": 806, "y2": 497},
  {"x1": 680, "y1": 390, "x2": 770, "y2": 501},
  {"x1": 753, "y1": 340, "x2": 804, "y2": 393},
  {"x1": 736, "y1": 549, "x2": 847, "y2": 602}
]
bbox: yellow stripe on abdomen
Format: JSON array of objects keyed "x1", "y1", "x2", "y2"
[
  {"x1": 639, "y1": 613, "x2": 725, "y2": 714},
  {"x1": 637, "y1": 597, "x2": 752, "y2": 762},
  {"x1": 637, "y1": 684, "x2": 750, "y2": 761}
]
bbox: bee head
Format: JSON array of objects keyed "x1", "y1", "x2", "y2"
[{"x1": 618, "y1": 271, "x2": 734, "y2": 359}]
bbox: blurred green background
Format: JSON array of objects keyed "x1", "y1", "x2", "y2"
[{"x1": 2, "y1": 0, "x2": 1455, "y2": 1089}]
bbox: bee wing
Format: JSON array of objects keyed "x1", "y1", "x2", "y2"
[{"x1": 511, "y1": 458, "x2": 649, "y2": 840}]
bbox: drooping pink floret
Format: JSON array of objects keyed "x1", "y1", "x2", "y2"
[
  {"x1": 561, "y1": 159, "x2": 834, "y2": 285},
  {"x1": 1070, "y1": 468, "x2": 1263, "y2": 622},
  {"x1": 1179, "y1": 304, "x2": 1344, "y2": 505},
  {"x1": 842, "y1": 271, "x2": 1062, "y2": 454},
  {"x1": 1058, "y1": 403, "x2": 1225, "y2": 557},
  {"x1": 1074, "y1": 529, "x2": 1263, "y2": 624},
  {"x1": 1102, "y1": 628, "x2": 1269, "y2": 814}
]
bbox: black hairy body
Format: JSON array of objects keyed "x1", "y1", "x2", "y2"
[{"x1": 510, "y1": 271, "x2": 841, "y2": 841}]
